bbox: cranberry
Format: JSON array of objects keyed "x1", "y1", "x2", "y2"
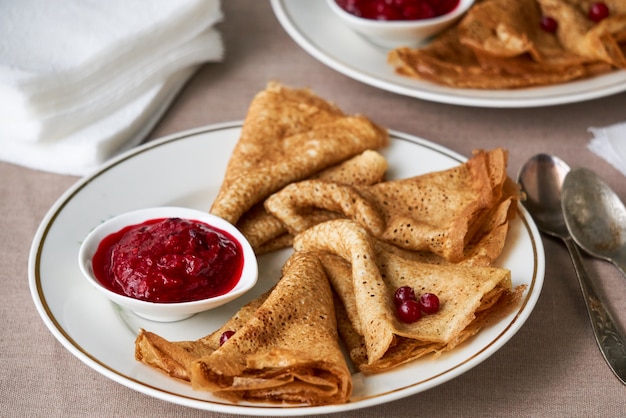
[
  {"x1": 539, "y1": 16, "x2": 558, "y2": 33},
  {"x1": 588, "y1": 2, "x2": 609, "y2": 22},
  {"x1": 394, "y1": 285, "x2": 416, "y2": 306},
  {"x1": 219, "y1": 330, "x2": 235, "y2": 346},
  {"x1": 419, "y1": 293, "x2": 440, "y2": 314},
  {"x1": 397, "y1": 299, "x2": 422, "y2": 323}
]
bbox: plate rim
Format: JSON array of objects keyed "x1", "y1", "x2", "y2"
[
  {"x1": 28, "y1": 121, "x2": 545, "y2": 415},
  {"x1": 270, "y1": 0, "x2": 626, "y2": 108}
]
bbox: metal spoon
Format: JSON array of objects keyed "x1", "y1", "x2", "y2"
[
  {"x1": 562, "y1": 167, "x2": 626, "y2": 278},
  {"x1": 517, "y1": 154, "x2": 626, "y2": 385}
]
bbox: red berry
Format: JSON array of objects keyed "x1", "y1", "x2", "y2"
[
  {"x1": 397, "y1": 299, "x2": 421, "y2": 323},
  {"x1": 394, "y1": 285, "x2": 416, "y2": 306},
  {"x1": 219, "y1": 330, "x2": 235, "y2": 345},
  {"x1": 539, "y1": 16, "x2": 558, "y2": 33},
  {"x1": 588, "y1": 2, "x2": 609, "y2": 22},
  {"x1": 419, "y1": 293, "x2": 440, "y2": 314},
  {"x1": 402, "y1": 5, "x2": 421, "y2": 20}
]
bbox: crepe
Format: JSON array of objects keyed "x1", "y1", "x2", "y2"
[
  {"x1": 237, "y1": 149, "x2": 388, "y2": 254},
  {"x1": 537, "y1": 0, "x2": 626, "y2": 68},
  {"x1": 209, "y1": 81, "x2": 389, "y2": 225},
  {"x1": 293, "y1": 219, "x2": 525, "y2": 373},
  {"x1": 266, "y1": 148, "x2": 520, "y2": 265},
  {"x1": 387, "y1": 0, "x2": 624, "y2": 88},
  {"x1": 188, "y1": 251, "x2": 351, "y2": 405},
  {"x1": 460, "y1": 0, "x2": 590, "y2": 64},
  {"x1": 135, "y1": 295, "x2": 266, "y2": 381},
  {"x1": 137, "y1": 252, "x2": 351, "y2": 405}
]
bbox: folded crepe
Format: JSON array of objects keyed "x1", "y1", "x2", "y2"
[
  {"x1": 388, "y1": 0, "x2": 623, "y2": 89},
  {"x1": 237, "y1": 149, "x2": 388, "y2": 254},
  {"x1": 293, "y1": 219, "x2": 525, "y2": 374},
  {"x1": 136, "y1": 251, "x2": 352, "y2": 405},
  {"x1": 135, "y1": 296, "x2": 265, "y2": 381},
  {"x1": 459, "y1": 0, "x2": 591, "y2": 64},
  {"x1": 266, "y1": 148, "x2": 520, "y2": 265},
  {"x1": 209, "y1": 81, "x2": 389, "y2": 225}
]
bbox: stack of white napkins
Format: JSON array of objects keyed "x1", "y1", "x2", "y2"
[
  {"x1": 0, "y1": 0, "x2": 223, "y2": 175},
  {"x1": 588, "y1": 121, "x2": 626, "y2": 177}
]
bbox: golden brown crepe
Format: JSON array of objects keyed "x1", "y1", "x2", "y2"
[
  {"x1": 190, "y1": 252, "x2": 352, "y2": 405},
  {"x1": 460, "y1": 0, "x2": 582, "y2": 63},
  {"x1": 266, "y1": 148, "x2": 520, "y2": 265},
  {"x1": 237, "y1": 149, "x2": 388, "y2": 254},
  {"x1": 209, "y1": 81, "x2": 389, "y2": 225},
  {"x1": 537, "y1": 0, "x2": 626, "y2": 67},
  {"x1": 388, "y1": 0, "x2": 624, "y2": 89},
  {"x1": 135, "y1": 295, "x2": 267, "y2": 381},
  {"x1": 136, "y1": 252, "x2": 352, "y2": 406},
  {"x1": 293, "y1": 219, "x2": 525, "y2": 373}
]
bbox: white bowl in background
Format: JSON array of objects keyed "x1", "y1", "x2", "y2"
[{"x1": 326, "y1": 0, "x2": 475, "y2": 48}]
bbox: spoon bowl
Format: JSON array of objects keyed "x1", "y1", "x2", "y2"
[
  {"x1": 517, "y1": 153, "x2": 571, "y2": 238},
  {"x1": 562, "y1": 167, "x2": 626, "y2": 276},
  {"x1": 518, "y1": 154, "x2": 626, "y2": 384}
]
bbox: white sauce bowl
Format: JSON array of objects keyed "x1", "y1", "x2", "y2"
[
  {"x1": 78, "y1": 207, "x2": 258, "y2": 322},
  {"x1": 326, "y1": 0, "x2": 475, "y2": 48}
]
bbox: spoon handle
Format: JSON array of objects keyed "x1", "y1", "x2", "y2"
[
  {"x1": 564, "y1": 236, "x2": 626, "y2": 384},
  {"x1": 610, "y1": 258, "x2": 626, "y2": 281}
]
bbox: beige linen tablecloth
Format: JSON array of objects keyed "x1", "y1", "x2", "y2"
[{"x1": 2, "y1": 1, "x2": 626, "y2": 416}]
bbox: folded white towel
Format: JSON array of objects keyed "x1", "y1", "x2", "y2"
[
  {"x1": 2, "y1": 28, "x2": 222, "y2": 143},
  {"x1": 0, "y1": 0, "x2": 223, "y2": 175},
  {"x1": 588, "y1": 121, "x2": 626, "y2": 177},
  {"x1": 0, "y1": 0, "x2": 221, "y2": 122},
  {"x1": 0, "y1": 67, "x2": 196, "y2": 176}
]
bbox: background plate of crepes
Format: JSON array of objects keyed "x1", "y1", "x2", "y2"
[
  {"x1": 29, "y1": 120, "x2": 545, "y2": 415},
  {"x1": 272, "y1": 0, "x2": 626, "y2": 108}
]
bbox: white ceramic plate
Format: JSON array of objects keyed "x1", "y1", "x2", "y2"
[
  {"x1": 29, "y1": 122, "x2": 545, "y2": 415},
  {"x1": 271, "y1": 0, "x2": 626, "y2": 108}
]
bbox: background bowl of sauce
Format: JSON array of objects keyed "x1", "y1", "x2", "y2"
[
  {"x1": 79, "y1": 207, "x2": 258, "y2": 322},
  {"x1": 327, "y1": 0, "x2": 474, "y2": 48}
]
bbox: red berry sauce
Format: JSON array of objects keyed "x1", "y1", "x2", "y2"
[
  {"x1": 92, "y1": 217, "x2": 244, "y2": 303},
  {"x1": 335, "y1": 0, "x2": 461, "y2": 21}
]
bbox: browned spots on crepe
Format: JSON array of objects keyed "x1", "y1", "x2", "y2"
[
  {"x1": 267, "y1": 148, "x2": 520, "y2": 266},
  {"x1": 238, "y1": 149, "x2": 388, "y2": 254}
]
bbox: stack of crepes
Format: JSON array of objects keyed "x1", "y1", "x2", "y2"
[
  {"x1": 388, "y1": 0, "x2": 626, "y2": 88},
  {"x1": 135, "y1": 82, "x2": 527, "y2": 405},
  {"x1": 0, "y1": 0, "x2": 223, "y2": 175}
]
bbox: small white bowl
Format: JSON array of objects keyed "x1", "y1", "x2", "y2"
[
  {"x1": 78, "y1": 207, "x2": 258, "y2": 322},
  {"x1": 326, "y1": 0, "x2": 475, "y2": 48}
]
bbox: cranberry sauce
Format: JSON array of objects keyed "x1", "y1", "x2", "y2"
[
  {"x1": 336, "y1": 0, "x2": 461, "y2": 21},
  {"x1": 92, "y1": 217, "x2": 244, "y2": 303}
]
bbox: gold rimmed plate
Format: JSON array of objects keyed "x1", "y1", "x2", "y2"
[
  {"x1": 271, "y1": 0, "x2": 626, "y2": 108},
  {"x1": 29, "y1": 121, "x2": 544, "y2": 415}
]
